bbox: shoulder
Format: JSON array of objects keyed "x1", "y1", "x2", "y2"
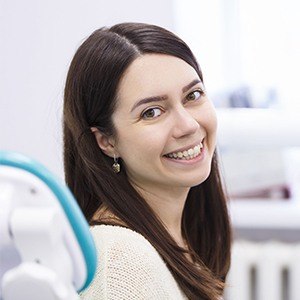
[
  {"x1": 91, "y1": 224, "x2": 157, "y2": 258},
  {"x1": 80, "y1": 225, "x2": 187, "y2": 299},
  {"x1": 91, "y1": 224, "x2": 150, "y2": 247},
  {"x1": 90, "y1": 224, "x2": 168, "y2": 279}
]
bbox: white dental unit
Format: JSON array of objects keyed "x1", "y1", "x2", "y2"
[
  {"x1": 0, "y1": 151, "x2": 97, "y2": 300},
  {"x1": 217, "y1": 108, "x2": 300, "y2": 228}
]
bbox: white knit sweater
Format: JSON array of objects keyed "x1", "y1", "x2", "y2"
[{"x1": 79, "y1": 224, "x2": 188, "y2": 299}]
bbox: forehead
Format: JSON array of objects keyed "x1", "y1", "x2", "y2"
[{"x1": 117, "y1": 54, "x2": 199, "y2": 105}]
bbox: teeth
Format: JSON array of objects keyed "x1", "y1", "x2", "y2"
[{"x1": 165, "y1": 142, "x2": 203, "y2": 160}]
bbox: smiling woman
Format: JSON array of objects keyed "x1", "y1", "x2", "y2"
[{"x1": 63, "y1": 22, "x2": 231, "y2": 300}]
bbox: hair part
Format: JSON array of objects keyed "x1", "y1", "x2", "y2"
[{"x1": 63, "y1": 22, "x2": 231, "y2": 300}]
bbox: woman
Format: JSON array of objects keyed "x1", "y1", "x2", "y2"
[{"x1": 63, "y1": 22, "x2": 231, "y2": 300}]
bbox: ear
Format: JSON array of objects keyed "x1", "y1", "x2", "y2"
[{"x1": 90, "y1": 127, "x2": 118, "y2": 158}]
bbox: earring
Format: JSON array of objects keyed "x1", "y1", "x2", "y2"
[{"x1": 112, "y1": 154, "x2": 120, "y2": 173}]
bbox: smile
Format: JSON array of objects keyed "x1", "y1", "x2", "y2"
[{"x1": 164, "y1": 142, "x2": 204, "y2": 160}]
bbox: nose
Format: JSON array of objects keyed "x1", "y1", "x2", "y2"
[{"x1": 171, "y1": 106, "x2": 199, "y2": 139}]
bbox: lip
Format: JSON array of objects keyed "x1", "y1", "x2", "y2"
[{"x1": 163, "y1": 138, "x2": 205, "y2": 156}]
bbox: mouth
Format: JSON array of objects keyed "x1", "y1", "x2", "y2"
[{"x1": 163, "y1": 140, "x2": 204, "y2": 161}]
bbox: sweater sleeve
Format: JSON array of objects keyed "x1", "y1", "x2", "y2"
[{"x1": 79, "y1": 225, "x2": 187, "y2": 300}]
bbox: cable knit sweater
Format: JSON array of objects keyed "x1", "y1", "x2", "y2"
[{"x1": 79, "y1": 224, "x2": 188, "y2": 299}]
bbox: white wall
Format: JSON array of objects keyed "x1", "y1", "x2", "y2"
[
  {"x1": 174, "y1": 0, "x2": 226, "y2": 95},
  {"x1": 174, "y1": 0, "x2": 300, "y2": 109},
  {"x1": 0, "y1": 0, "x2": 175, "y2": 178}
]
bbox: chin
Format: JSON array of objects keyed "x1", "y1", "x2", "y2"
[{"x1": 180, "y1": 169, "x2": 212, "y2": 188}]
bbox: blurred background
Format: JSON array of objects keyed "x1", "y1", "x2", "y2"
[{"x1": 1, "y1": 0, "x2": 300, "y2": 299}]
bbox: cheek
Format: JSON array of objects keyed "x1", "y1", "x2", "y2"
[
  {"x1": 196, "y1": 103, "x2": 217, "y2": 131},
  {"x1": 116, "y1": 125, "x2": 168, "y2": 160},
  {"x1": 208, "y1": 107, "x2": 218, "y2": 135},
  {"x1": 196, "y1": 103, "x2": 217, "y2": 146},
  {"x1": 207, "y1": 109, "x2": 218, "y2": 150}
]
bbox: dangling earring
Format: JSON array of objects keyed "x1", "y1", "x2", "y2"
[{"x1": 112, "y1": 154, "x2": 120, "y2": 173}]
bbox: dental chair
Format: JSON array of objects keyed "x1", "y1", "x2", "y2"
[{"x1": 0, "y1": 151, "x2": 97, "y2": 300}]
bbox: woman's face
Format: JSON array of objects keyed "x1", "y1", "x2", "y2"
[{"x1": 112, "y1": 54, "x2": 217, "y2": 192}]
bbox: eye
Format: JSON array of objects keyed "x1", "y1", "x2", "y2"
[
  {"x1": 186, "y1": 90, "x2": 204, "y2": 102},
  {"x1": 141, "y1": 107, "x2": 163, "y2": 119}
]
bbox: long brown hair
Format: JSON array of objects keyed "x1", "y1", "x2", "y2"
[{"x1": 63, "y1": 22, "x2": 231, "y2": 300}]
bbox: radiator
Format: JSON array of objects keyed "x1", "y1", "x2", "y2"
[{"x1": 224, "y1": 241, "x2": 300, "y2": 300}]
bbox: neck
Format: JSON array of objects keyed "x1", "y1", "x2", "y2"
[{"x1": 132, "y1": 182, "x2": 190, "y2": 246}]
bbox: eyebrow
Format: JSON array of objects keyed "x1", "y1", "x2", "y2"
[{"x1": 130, "y1": 79, "x2": 201, "y2": 112}]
